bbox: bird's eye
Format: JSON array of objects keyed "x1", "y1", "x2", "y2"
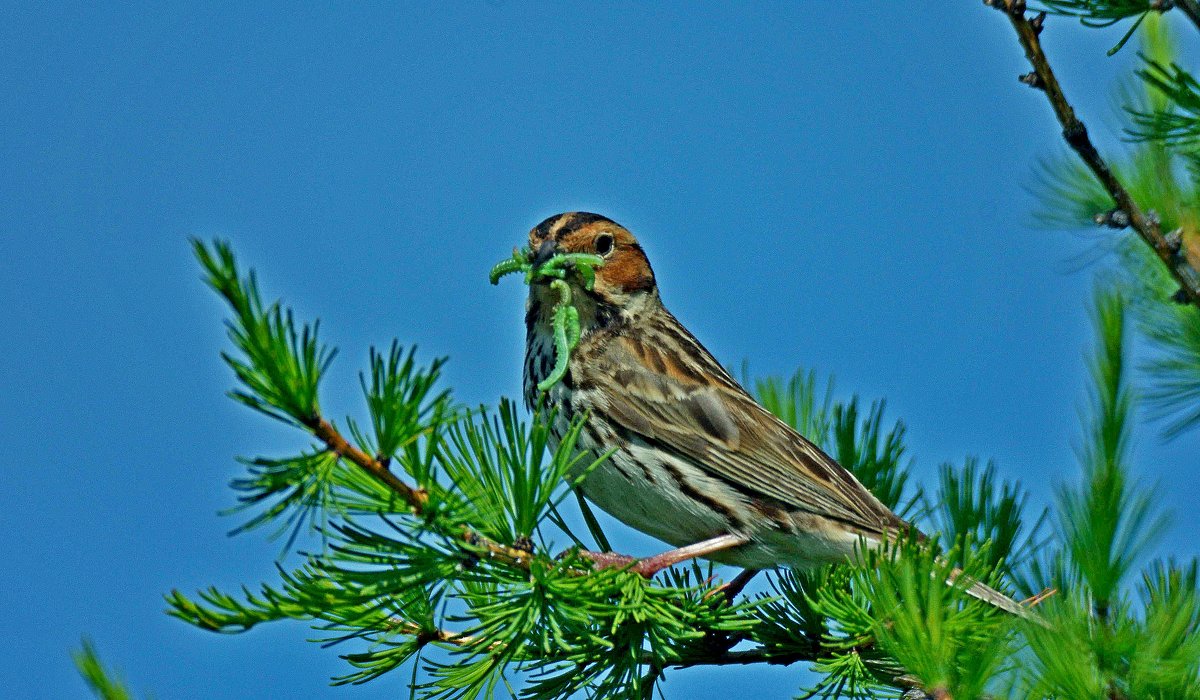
[{"x1": 594, "y1": 233, "x2": 614, "y2": 257}]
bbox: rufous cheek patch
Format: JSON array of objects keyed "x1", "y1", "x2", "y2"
[{"x1": 601, "y1": 248, "x2": 655, "y2": 293}]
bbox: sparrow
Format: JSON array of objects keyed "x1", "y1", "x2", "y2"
[{"x1": 521, "y1": 211, "x2": 1027, "y2": 616}]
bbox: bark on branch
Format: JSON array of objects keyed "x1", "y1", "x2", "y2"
[
  {"x1": 304, "y1": 414, "x2": 537, "y2": 569},
  {"x1": 986, "y1": 0, "x2": 1200, "y2": 307}
]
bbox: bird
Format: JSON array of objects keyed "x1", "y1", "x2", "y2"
[{"x1": 521, "y1": 211, "x2": 1030, "y2": 617}]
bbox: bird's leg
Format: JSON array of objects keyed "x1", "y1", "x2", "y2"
[
  {"x1": 573, "y1": 534, "x2": 749, "y2": 578},
  {"x1": 632, "y1": 534, "x2": 750, "y2": 577},
  {"x1": 570, "y1": 550, "x2": 639, "y2": 569}
]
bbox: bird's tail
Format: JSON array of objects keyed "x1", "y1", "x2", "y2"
[
  {"x1": 855, "y1": 529, "x2": 1053, "y2": 625},
  {"x1": 952, "y1": 570, "x2": 1053, "y2": 626}
]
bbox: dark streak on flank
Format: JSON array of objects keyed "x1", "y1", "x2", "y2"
[
  {"x1": 660, "y1": 461, "x2": 741, "y2": 527},
  {"x1": 584, "y1": 423, "x2": 632, "y2": 481},
  {"x1": 627, "y1": 453, "x2": 657, "y2": 485}
]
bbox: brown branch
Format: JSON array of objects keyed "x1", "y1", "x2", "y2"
[
  {"x1": 670, "y1": 637, "x2": 872, "y2": 670},
  {"x1": 399, "y1": 635, "x2": 936, "y2": 700},
  {"x1": 986, "y1": 0, "x2": 1200, "y2": 308},
  {"x1": 704, "y1": 567, "x2": 760, "y2": 603},
  {"x1": 307, "y1": 411, "x2": 776, "y2": 580},
  {"x1": 309, "y1": 416, "x2": 428, "y2": 509},
  {"x1": 391, "y1": 622, "x2": 814, "y2": 673},
  {"x1": 385, "y1": 593, "x2": 939, "y2": 696},
  {"x1": 389, "y1": 619, "x2": 484, "y2": 649},
  {"x1": 304, "y1": 414, "x2": 536, "y2": 569}
]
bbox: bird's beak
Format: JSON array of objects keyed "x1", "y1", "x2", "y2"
[{"x1": 532, "y1": 239, "x2": 557, "y2": 267}]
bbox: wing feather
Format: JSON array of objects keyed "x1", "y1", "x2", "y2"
[{"x1": 576, "y1": 321, "x2": 906, "y2": 535}]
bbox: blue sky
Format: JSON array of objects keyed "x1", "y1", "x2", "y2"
[{"x1": 3, "y1": 3, "x2": 1198, "y2": 698}]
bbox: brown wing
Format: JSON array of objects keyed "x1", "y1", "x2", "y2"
[{"x1": 574, "y1": 310, "x2": 907, "y2": 536}]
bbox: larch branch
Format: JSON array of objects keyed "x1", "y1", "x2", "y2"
[
  {"x1": 304, "y1": 414, "x2": 536, "y2": 569},
  {"x1": 986, "y1": 0, "x2": 1200, "y2": 307}
]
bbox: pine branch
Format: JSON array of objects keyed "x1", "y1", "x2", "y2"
[
  {"x1": 386, "y1": 619, "x2": 486, "y2": 650},
  {"x1": 308, "y1": 416, "x2": 427, "y2": 509},
  {"x1": 186, "y1": 240, "x2": 812, "y2": 695},
  {"x1": 986, "y1": 0, "x2": 1200, "y2": 307},
  {"x1": 376, "y1": 613, "x2": 845, "y2": 676},
  {"x1": 306, "y1": 414, "x2": 536, "y2": 569}
]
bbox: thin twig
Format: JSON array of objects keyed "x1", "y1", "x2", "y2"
[
  {"x1": 986, "y1": 0, "x2": 1200, "y2": 307},
  {"x1": 720, "y1": 568, "x2": 761, "y2": 601},
  {"x1": 672, "y1": 633, "x2": 874, "y2": 670},
  {"x1": 310, "y1": 407, "x2": 763, "y2": 579},
  {"x1": 309, "y1": 416, "x2": 427, "y2": 509},
  {"x1": 388, "y1": 619, "x2": 482, "y2": 648},
  {"x1": 305, "y1": 414, "x2": 537, "y2": 569}
]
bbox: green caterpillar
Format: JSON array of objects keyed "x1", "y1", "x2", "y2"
[{"x1": 490, "y1": 247, "x2": 604, "y2": 391}]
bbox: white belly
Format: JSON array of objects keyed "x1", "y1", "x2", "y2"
[
  {"x1": 578, "y1": 441, "x2": 733, "y2": 548},
  {"x1": 570, "y1": 429, "x2": 864, "y2": 570}
]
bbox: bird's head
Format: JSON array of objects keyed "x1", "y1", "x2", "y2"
[{"x1": 526, "y1": 212, "x2": 657, "y2": 310}]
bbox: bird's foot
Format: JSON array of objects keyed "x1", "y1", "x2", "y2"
[{"x1": 570, "y1": 534, "x2": 750, "y2": 579}]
